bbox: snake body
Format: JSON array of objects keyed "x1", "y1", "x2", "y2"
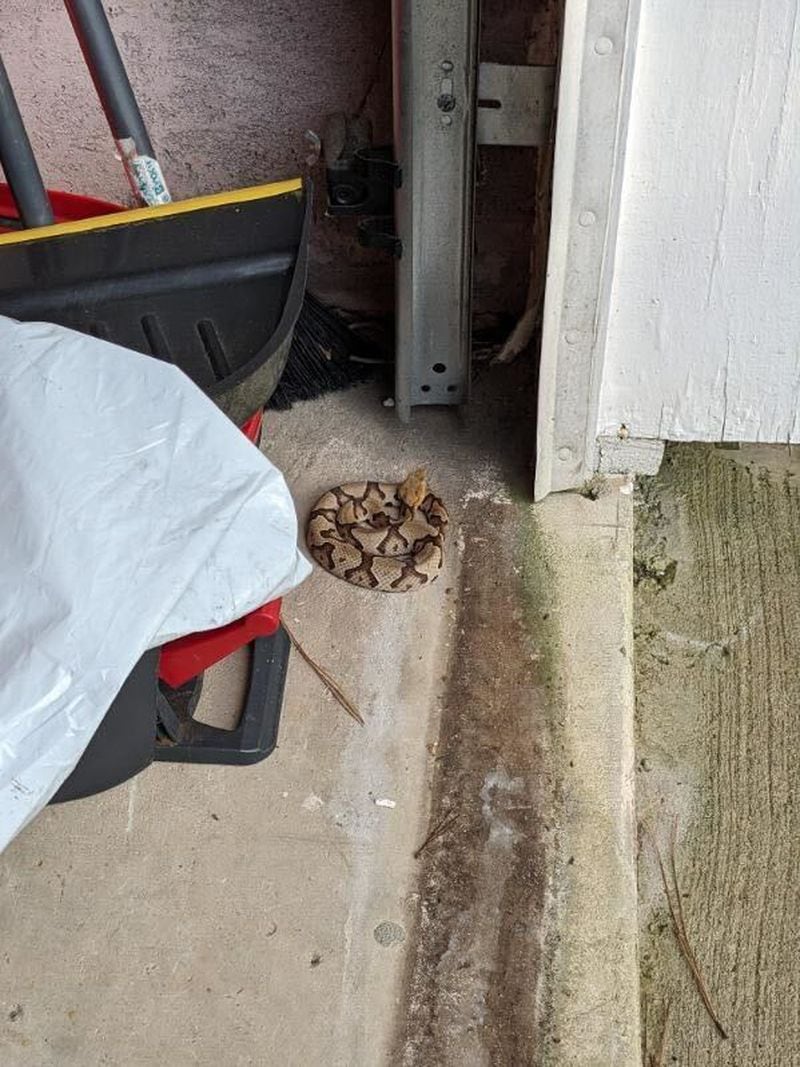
[{"x1": 307, "y1": 471, "x2": 448, "y2": 592}]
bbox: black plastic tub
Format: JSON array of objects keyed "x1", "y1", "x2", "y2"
[{"x1": 0, "y1": 180, "x2": 310, "y2": 421}]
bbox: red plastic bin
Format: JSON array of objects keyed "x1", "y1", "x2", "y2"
[
  {"x1": 0, "y1": 184, "x2": 125, "y2": 226},
  {"x1": 159, "y1": 598, "x2": 282, "y2": 688}
]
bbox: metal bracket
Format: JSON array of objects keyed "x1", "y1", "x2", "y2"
[
  {"x1": 327, "y1": 147, "x2": 401, "y2": 217},
  {"x1": 323, "y1": 112, "x2": 400, "y2": 217},
  {"x1": 477, "y1": 63, "x2": 556, "y2": 147},
  {"x1": 393, "y1": 0, "x2": 479, "y2": 418},
  {"x1": 357, "y1": 216, "x2": 402, "y2": 258},
  {"x1": 391, "y1": 8, "x2": 556, "y2": 418}
]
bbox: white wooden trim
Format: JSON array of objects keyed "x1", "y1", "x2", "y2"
[{"x1": 535, "y1": 0, "x2": 641, "y2": 499}]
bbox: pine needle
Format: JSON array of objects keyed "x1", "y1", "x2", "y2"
[
  {"x1": 642, "y1": 996, "x2": 649, "y2": 1066},
  {"x1": 669, "y1": 818, "x2": 690, "y2": 953},
  {"x1": 283, "y1": 622, "x2": 364, "y2": 726},
  {"x1": 646, "y1": 826, "x2": 728, "y2": 1040},
  {"x1": 413, "y1": 811, "x2": 460, "y2": 859}
]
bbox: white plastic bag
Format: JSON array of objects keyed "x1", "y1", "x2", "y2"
[{"x1": 0, "y1": 317, "x2": 310, "y2": 849}]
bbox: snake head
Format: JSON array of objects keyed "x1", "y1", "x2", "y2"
[{"x1": 398, "y1": 468, "x2": 428, "y2": 509}]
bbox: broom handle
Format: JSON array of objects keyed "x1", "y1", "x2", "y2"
[
  {"x1": 64, "y1": 0, "x2": 172, "y2": 205},
  {"x1": 0, "y1": 56, "x2": 54, "y2": 227}
]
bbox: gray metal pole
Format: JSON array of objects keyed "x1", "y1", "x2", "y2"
[
  {"x1": 64, "y1": 0, "x2": 154, "y2": 156},
  {"x1": 0, "y1": 57, "x2": 54, "y2": 228},
  {"x1": 64, "y1": 0, "x2": 170, "y2": 204}
]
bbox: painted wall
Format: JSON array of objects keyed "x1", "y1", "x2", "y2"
[
  {"x1": 597, "y1": 0, "x2": 800, "y2": 443},
  {"x1": 2, "y1": 0, "x2": 395, "y2": 311},
  {"x1": 2, "y1": 1, "x2": 548, "y2": 321}
]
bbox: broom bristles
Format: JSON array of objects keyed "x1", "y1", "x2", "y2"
[{"x1": 267, "y1": 293, "x2": 384, "y2": 410}]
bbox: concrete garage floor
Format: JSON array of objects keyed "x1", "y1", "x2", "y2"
[
  {"x1": 0, "y1": 373, "x2": 531, "y2": 1066},
  {"x1": 0, "y1": 4, "x2": 637, "y2": 1063},
  {"x1": 0, "y1": 369, "x2": 638, "y2": 1066}
]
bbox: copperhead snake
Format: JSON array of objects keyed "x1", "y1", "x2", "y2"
[{"x1": 306, "y1": 469, "x2": 449, "y2": 592}]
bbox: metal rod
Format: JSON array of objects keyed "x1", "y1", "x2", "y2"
[
  {"x1": 64, "y1": 0, "x2": 154, "y2": 156},
  {"x1": 0, "y1": 57, "x2": 54, "y2": 228}
]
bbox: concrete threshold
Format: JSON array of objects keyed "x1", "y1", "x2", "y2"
[
  {"x1": 394, "y1": 473, "x2": 640, "y2": 1065},
  {"x1": 534, "y1": 480, "x2": 640, "y2": 1066}
]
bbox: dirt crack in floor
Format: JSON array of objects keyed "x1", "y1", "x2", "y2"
[{"x1": 393, "y1": 499, "x2": 553, "y2": 1067}]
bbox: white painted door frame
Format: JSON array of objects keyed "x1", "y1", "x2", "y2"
[
  {"x1": 538, "y1": 0, "x2": 800, "y2": 498},
  {"x1": 536, "y1": 0, "x2": 644, "y2": 499}
]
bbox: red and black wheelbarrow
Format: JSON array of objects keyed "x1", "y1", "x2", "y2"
[{"x1": 0, "y1": 1, "x2": 310, "y2": 800}]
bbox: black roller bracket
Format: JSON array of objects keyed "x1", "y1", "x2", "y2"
[
  {"x1": 327, "y1": 146, "x2": 400, "y2": 217},
  {"x1": 357, "y1": 217, "x2": 402, "y2": 258},
  {"x1": 323, "y1": 112, "x2": 400, "y2": 257}
]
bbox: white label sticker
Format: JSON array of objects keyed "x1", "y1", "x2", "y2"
[{"x1": 129, "y1": 155, "x2": 172, "y2": 206}]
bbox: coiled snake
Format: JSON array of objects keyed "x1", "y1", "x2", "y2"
[{"x1": 306, "y1": 469, "x2": 448, "y2": 592}]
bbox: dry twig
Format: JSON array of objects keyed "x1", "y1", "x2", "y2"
[
  {"x1": 413, "y1": 811, "x2": 460, "y2": 859},
  {"x1": 646, "y1": 825, "x2": 728, "y2": 1040},
  {"x1": 283, "y1": 623, "x2": 364, "y2": 726},
  {"x1": 669, "y1": 819, "x2": 689, "y2": 952}
]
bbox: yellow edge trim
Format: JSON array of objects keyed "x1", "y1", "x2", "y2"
[{"x1": 0, "y1": 177, "x2": 303, "y2": 247}]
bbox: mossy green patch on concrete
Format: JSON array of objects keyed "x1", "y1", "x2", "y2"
[{"x1": 518, "y1": 504, "x2": 561, "y2": 693}]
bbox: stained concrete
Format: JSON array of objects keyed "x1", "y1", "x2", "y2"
[
  {"x1": 395, "y1": 495, "x2": 550, "y2": 1065},
  {"x1": 635, "y1": 444, "x2": 800, "y2": 1064},
  {"x1": 395, "y1": 476, "x2": 640, "y2": 1067}
]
